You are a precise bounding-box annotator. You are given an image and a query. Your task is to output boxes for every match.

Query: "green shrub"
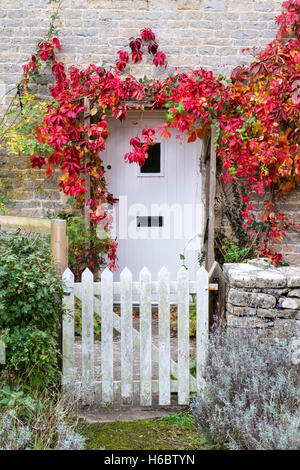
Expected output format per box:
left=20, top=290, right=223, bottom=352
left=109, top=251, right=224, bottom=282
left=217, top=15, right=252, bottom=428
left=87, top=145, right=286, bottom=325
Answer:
left=0, top=231, right=63, bottom=386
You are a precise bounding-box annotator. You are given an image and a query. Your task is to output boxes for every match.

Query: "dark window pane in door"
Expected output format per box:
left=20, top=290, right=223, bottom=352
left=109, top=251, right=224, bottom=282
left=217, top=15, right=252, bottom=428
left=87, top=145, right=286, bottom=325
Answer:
left=137, top=216, right=164, bottom=227
left=140, top=143, right=161, bottom=173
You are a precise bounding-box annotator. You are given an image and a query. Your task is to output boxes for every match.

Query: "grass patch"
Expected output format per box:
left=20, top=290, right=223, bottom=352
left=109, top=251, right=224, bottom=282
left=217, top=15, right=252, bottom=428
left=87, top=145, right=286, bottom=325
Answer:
left=77, top=412, right=222, bottom=450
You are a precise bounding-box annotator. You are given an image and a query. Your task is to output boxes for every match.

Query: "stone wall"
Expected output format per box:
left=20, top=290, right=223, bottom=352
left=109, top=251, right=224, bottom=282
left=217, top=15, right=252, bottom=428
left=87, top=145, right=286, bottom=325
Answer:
left=0, top=151, right=68, bottom=217
left=2, top=0, right=300, bottom=262
left=224, top=259, right=300, bottom=339
left=0, top=0, right=283, bottom=92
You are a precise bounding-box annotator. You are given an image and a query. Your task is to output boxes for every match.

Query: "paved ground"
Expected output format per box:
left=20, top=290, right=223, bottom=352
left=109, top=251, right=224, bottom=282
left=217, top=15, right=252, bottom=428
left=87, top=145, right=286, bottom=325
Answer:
left=79, top=402, right=189, bottom=423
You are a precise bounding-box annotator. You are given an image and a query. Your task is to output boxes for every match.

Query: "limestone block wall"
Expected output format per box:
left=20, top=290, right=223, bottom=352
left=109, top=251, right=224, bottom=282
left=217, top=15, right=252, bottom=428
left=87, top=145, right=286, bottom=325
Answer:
left=0, top=151, right=67, bottom=217
left=224, top=259, right=300, bottom=338
left=0, top=0, right=283, bottom=93
left=2, top=0, right=300, bottom=263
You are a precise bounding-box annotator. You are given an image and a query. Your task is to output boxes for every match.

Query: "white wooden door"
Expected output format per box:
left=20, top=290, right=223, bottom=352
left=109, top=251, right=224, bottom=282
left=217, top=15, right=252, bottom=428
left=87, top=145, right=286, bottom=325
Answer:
left=102, top=115, right=203, bottom=281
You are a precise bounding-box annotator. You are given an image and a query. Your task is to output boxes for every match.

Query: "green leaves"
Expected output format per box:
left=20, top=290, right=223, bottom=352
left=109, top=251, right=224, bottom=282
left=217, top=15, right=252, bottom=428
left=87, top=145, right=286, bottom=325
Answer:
left=0, top=231, right=63, bottom=385
left=228, top=166, right=237, bottom=177
left=166, top=111, right=173, bottom=121
left=139, top=75, right=150, bottom=84
left=6, top=109, right=19, bottom=118
left=223, top=244, right=252, bottom=263
left=175, top=101, right=185, bottom=115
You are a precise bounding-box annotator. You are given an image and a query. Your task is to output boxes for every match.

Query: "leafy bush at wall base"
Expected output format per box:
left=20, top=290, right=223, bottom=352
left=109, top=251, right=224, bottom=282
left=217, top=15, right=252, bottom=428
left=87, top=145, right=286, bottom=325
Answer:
left=191, top=323, right=300, bottom=450
left=0, top=231, right=64, bottom=386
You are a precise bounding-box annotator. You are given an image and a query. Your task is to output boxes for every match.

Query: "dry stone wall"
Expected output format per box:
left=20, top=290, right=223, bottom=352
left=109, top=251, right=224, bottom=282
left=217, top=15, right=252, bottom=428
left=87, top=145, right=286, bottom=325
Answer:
left=224, top=259, right=300, bottom=338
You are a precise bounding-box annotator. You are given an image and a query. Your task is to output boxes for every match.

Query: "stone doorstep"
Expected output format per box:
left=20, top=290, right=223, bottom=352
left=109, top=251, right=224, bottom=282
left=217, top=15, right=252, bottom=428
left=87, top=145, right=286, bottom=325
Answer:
left=79, top=402, right=188, bottom=424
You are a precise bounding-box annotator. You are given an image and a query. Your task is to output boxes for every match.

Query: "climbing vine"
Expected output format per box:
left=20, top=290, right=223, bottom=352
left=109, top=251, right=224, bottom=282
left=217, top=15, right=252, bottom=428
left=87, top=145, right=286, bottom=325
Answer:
left=0, top=0, right=299, bottom=269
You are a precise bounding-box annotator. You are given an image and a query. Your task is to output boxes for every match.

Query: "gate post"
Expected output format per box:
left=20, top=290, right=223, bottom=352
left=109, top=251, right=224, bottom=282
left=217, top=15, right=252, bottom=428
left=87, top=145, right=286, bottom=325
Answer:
left=50, top=219, right=68, bottom=275
left=51, top=219, right=68, bottom=374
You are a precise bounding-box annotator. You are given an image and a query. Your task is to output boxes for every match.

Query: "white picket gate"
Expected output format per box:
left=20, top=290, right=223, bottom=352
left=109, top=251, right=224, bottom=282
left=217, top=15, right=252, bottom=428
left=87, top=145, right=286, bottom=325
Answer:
left=62, top=266, right=211, bottom=406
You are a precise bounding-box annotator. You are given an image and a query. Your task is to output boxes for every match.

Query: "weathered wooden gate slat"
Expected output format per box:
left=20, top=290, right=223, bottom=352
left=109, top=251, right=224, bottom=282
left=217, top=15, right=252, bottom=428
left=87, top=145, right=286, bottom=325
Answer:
left=140, top=267, right=152, bottom=406
left=81, top=268, right=94, bottom=405
left=62, top=268, right=75, bottom=383
left=101, top=267, right=114, bottom=404
left=62, top=265, right=211, bottom=406
left=197, top=266, right=209, bottom=394
left=120, top=267, right=133, bottom=405
left=158, top=266, right=171, bottom=405
left=177, top=267, right=190, bottom=405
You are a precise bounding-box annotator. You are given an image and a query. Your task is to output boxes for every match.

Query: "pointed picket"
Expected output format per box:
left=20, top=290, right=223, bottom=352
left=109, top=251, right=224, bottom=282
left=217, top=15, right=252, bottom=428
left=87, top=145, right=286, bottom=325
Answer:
left=81, top=268, right=94, bottom=404
left=101, top=267, right=114, bottom=404
left=139, top=267, right=152, bottom=406
left=120, top=267, right=133, bottom=405
left=62, top=268, right=75, bottom=383
left=177, top=266, right=190, bottom=405
left=196, top=266, right=209, bottom=394
left=158, top=266, right=170, bottom=405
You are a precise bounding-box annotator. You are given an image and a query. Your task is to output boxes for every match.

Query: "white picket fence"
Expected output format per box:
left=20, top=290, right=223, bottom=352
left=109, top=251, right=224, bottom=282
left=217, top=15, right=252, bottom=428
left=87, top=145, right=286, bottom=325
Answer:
left=62, top=266, right=210, bottom=406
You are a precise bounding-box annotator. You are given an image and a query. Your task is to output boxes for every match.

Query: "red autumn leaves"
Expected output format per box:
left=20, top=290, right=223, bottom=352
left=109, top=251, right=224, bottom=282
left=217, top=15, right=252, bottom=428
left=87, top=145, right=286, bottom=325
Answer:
left=23, top=37, right=61, bottom=74
left=22, top=0, right=300, bottom=268
left=115, top=28, right=167, bottom=71
left=115, top=50, right=129, bottom=71
left=125, top=128, right=156, bottom=166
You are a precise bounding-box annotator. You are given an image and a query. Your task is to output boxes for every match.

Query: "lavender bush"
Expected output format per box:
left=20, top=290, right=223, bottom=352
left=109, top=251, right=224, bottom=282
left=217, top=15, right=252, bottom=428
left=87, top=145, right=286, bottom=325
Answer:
left=191, top=323, right=300, bottom=450
left=0, top=382, right=85, bottom=450
left=0, top=410, right=32, bottom=450
left=0, top=410, right=84, bottom=450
